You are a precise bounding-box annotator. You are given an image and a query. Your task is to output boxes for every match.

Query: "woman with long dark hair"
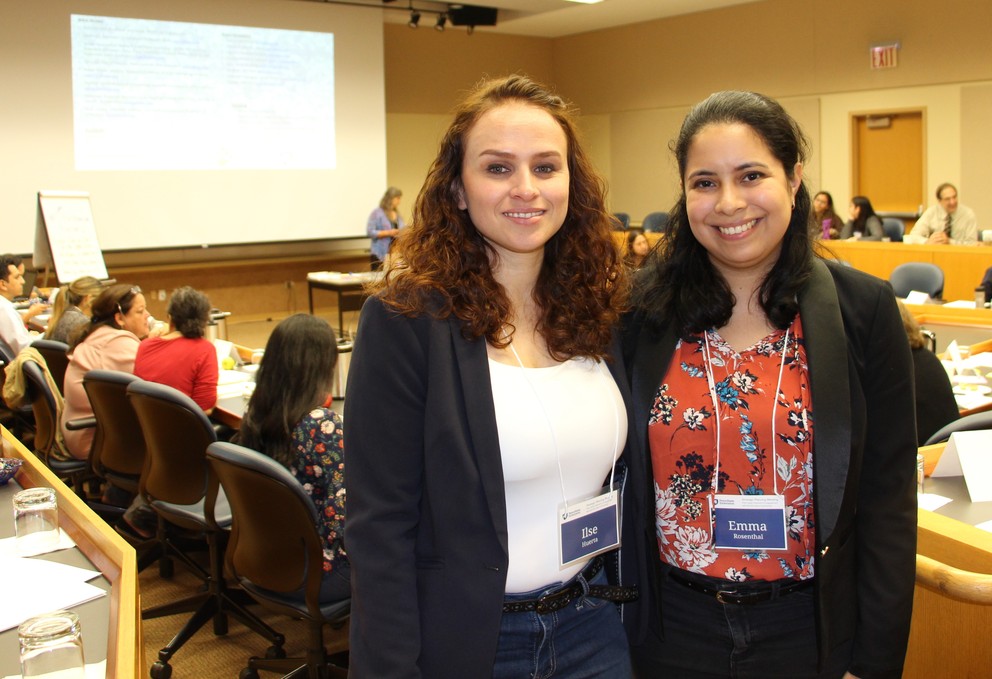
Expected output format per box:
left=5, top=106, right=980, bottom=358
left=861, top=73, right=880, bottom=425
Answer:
left=624, top=91, right=916, bottom=678
left=840, top=195, right=884, bottom=240
left=238, top=313, right=348, bottom=602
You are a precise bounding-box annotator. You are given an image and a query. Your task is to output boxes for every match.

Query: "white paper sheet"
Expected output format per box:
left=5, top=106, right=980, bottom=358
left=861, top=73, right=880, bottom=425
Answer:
left=0, top=556, right=106, bottom=632
left=2, top=659, right=106, bottom=679
left=917, top=493, right=953, bottom=511
left=0, top=528, right=75, bottom=559
left=932, top=431, right=992, bottom=502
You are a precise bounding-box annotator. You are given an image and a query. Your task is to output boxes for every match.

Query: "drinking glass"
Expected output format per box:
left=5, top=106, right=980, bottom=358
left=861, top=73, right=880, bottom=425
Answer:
left=13, top=487, right=59, bottom=555
left=18, top=610, right=85, bottom=678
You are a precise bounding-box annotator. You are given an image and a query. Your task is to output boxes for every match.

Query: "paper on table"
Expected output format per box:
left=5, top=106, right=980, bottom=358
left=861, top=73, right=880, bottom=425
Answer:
left=2, top=659, right=106, bottom=679
left=932, top=431, right=992, bottom=502
left=917, top=493, right=953, bottom=511
left=941, top=299, right=979, bottom=309
left=0, top=528, right=75, bottom=559
left=904, top=290, right=930, bottom=305
left=976, top=519, right=992, bottom=534
left=0, top=564, right=106, bottom=632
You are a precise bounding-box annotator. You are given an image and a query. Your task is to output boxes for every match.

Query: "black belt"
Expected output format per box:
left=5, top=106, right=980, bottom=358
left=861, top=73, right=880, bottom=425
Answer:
left=502, top=556, right=639, bottom=614
left=668, top=569, right=812, bottom=605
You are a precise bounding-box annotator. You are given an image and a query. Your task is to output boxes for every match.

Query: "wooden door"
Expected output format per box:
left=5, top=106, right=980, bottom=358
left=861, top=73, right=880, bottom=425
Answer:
left=852, top=109, right=926, bottom=214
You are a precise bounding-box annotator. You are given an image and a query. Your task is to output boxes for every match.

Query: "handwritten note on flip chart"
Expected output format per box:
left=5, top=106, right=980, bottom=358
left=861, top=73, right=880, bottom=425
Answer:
left=36, top=191, right=109, bottom=283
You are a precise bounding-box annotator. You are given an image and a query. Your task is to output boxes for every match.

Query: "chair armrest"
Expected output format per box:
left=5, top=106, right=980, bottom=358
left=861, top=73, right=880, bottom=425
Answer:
left=916, top=553, right=992, bottom=604
left=65, top=416, right=97, bottom=431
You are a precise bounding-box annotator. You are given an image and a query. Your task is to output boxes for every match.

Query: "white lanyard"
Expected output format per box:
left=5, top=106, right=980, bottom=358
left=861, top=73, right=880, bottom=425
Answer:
left=702, top=325, right=790, bottom=533
left=505, top=342, right=620, bottom=511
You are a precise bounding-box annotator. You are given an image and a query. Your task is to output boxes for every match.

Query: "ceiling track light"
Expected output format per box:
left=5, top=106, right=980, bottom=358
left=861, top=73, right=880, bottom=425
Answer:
left=435, top=13, right=446, bottom=31
left=407, top=10, right=420, bottom=28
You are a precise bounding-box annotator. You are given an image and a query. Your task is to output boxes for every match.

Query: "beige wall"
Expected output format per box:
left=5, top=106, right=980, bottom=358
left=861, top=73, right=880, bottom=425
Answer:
left=385, top=0, right=992, bottom=227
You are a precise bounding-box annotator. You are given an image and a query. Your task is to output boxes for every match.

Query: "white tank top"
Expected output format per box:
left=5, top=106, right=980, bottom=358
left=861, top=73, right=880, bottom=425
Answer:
left=488, top=356, right=627, bottom=593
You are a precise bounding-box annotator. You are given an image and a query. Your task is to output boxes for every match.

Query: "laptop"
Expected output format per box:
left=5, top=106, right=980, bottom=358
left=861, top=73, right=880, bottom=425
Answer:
left=13, top=269, right=38, bottom=304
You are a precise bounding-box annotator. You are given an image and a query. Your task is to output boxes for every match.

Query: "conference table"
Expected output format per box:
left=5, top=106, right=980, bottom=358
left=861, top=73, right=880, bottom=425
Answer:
left=0, top=426, right=142, bottom=678
left=306, top=271, right=379, bottom=338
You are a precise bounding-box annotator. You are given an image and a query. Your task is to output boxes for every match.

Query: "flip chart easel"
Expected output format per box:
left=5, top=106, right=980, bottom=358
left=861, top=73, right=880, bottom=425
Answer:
left=35, top=191, right=109, bottom=285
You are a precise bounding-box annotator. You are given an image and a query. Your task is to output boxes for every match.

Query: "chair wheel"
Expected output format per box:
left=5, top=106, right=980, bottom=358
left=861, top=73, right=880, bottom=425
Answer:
left=239, top=669, right=260, bottom=679
left=150, top=660, right=172, bottom=679
left=264, top=644, right=287, bottom=659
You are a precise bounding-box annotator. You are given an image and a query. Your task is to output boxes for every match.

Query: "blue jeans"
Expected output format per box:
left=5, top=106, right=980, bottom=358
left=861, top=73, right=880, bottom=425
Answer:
left=493, top=566, right=632, bottom=679
left=631, top=574, right=851, bottom=679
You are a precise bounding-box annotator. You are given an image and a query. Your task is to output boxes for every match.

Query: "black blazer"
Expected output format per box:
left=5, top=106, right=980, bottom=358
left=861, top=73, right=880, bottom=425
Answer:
left=344, top=296, right=640, bottom=678
left=621, top=259, right=917, bottom=679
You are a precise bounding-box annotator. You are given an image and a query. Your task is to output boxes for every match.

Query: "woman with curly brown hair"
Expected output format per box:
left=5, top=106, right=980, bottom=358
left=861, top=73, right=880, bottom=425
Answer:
left=345, top=74, right=638, bottom=678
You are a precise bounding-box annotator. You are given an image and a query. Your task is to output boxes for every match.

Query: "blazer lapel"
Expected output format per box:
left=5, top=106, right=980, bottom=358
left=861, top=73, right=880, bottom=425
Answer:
left=449, top=319, right=509, bottom=551
left=799, top=259, right=852, bottom=541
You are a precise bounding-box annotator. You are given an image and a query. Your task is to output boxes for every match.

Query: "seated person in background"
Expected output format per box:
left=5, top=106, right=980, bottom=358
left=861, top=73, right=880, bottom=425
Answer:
left=898, top=301, right=959, bottom=445
left=907, top=183, right=978, bottom=245
left=60, top=284, right=149, bottom=460
left=237, top=314, right=349, bottom=603
left=625, top=229, right=650, bottom=270
left=812, top=190, right=843, bottom=239
left=0, top=254, right=46, bottom=353
left=134, top=286, right=218, bottom=415
left=44, top=276, right=104, bottom=345
left=839, top=195, right=884, bottom=240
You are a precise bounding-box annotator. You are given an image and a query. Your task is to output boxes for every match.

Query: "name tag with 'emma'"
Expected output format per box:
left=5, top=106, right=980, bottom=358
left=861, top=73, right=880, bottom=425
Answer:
left=712, top=494, right=787, bottom=551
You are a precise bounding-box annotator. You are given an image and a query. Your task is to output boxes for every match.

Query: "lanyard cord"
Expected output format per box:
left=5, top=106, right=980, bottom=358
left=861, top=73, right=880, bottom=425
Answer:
left=702, top=324, right=790, bottom=498
left=505, top=343, right=619, bottom=511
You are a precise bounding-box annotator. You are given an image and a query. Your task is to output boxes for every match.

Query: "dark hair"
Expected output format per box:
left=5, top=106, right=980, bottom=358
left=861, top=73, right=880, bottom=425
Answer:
left=635, top=90, right=813, bottom=337
left=812, top=191, right=843, bottom=236
left=166, top=286, right=211, bottom=339
left=850, top=195, right=877, bottom=233
left=44, top=276, right=103, bottom=340
left=374, top=73, right=626, bottom=361
left=379, top=186, right=403, bottom=212
left=935, top=182, right=957, bottom=200
left=0, top=254, right=19, bottom=283
left=71, top=284, right=141, bottom=349
left=238, top=314, right=338, bottom=467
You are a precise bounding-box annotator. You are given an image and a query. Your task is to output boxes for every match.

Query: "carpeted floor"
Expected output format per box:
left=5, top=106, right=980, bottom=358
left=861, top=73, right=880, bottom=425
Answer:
left=139, top=553, right=349, bottom=677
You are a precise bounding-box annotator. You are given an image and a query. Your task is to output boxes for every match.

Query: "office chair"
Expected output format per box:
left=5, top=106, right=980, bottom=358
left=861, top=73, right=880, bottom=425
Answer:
left=641, top=211, right=669, bottom=233
left=923, top=411, right=992, bottom=446
left=611, top=212, right=631, bottom=230
left=20, top=359, right=89, bottom=494
left=127, top=381, right=282, bottom=679
left=207, top=441, right=350, bottom=679
left=33, top=339, right=70, bottom=396
left=881, top=217, right=904, bottom=242
left=0, top=338, right=34, bottom=439
left=78, top=370, right=148, bottom=526
left=889, top=262, right=944, bottom=300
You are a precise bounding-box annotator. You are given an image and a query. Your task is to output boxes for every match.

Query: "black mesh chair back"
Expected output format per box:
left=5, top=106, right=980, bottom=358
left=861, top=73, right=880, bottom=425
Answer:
left=889, top=262, right=945, bottom=300
left=33, top=339, right=70, bottom=396
left=207, top=441, right=350, bottom=678
left=83, top=370, right=145, bottom=490
left=641, top=211, right=669, bottom=233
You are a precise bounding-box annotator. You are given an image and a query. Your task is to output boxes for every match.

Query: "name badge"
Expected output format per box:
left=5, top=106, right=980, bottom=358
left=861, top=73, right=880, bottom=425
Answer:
left=558, top=486, right=620, bottom=569
left=712, top=494, right=787, bottom=551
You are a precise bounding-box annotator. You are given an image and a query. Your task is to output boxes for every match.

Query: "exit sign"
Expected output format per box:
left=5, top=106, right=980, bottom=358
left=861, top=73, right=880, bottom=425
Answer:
left=871, top=43, right=899, bottom=69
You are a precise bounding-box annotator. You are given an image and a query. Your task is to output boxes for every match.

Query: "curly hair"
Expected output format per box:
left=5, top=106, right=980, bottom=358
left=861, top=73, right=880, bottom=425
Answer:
left=166, top=286, right=211, bottom=339
left=635, top=90, right=813, bottom=337
left=373, top=74, right=626, bottom=361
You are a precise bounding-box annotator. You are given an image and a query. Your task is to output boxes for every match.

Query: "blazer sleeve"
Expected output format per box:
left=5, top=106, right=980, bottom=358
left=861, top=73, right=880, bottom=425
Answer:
left=345, top=297, right=429, bottom=679
left=846, top=282, right=917, bottom=678
left=839, top=220, right=854, bottom=240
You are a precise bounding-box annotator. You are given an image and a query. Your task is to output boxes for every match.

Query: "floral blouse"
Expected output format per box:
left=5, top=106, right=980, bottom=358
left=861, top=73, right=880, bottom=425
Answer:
left=648, top=317, right=815, bottom=582
left=289, top=407, right=347, bottom=575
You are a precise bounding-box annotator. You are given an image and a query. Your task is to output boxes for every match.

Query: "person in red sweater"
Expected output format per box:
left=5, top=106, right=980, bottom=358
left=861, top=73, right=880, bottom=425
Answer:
left=134, top=286, right=217, bottom=414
